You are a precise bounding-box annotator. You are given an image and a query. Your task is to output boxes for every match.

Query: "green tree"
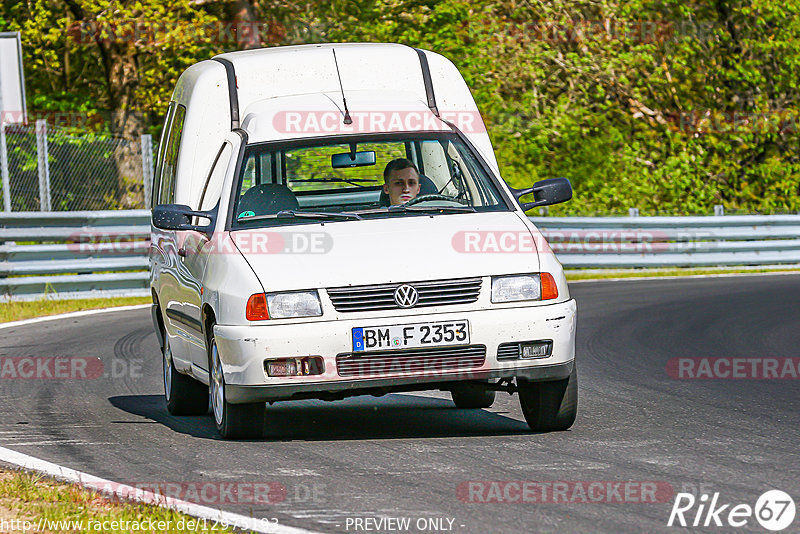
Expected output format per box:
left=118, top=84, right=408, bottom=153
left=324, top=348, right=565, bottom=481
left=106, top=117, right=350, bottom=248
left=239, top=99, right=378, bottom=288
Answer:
left=291, top=0, right=800, bottom=214
left=2, top=0, right=798, bottom=213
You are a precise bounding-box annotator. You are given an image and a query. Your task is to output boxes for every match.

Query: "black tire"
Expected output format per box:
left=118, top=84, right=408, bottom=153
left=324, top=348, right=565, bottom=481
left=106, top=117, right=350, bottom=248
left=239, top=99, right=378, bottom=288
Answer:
left=163, top=334, right=208, bottom=415
left=209, top=332, right=265, bottom=439
left=451, top=381, right=496, bottom=409
left=518, top=365, right=578, bottom=432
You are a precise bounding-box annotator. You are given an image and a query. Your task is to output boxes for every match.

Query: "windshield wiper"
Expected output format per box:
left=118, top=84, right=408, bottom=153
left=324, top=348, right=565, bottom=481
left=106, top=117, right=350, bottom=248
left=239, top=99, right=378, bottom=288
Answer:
left=237, top=210, right=361, bottom=222
left=277, top=210, right=362, bottom=220
left=290, top=178, right=374, bottom=188
left=386, top=204, right=476, bottom=214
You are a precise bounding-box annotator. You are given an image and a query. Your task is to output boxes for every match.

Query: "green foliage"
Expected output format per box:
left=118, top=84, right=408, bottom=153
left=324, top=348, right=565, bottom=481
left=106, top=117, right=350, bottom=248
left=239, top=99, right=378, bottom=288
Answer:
left=303, top=0, right=800, bottom=214
left=1, top=0, right=227, bottom=133
left=1, top=0, right=798, bottom=214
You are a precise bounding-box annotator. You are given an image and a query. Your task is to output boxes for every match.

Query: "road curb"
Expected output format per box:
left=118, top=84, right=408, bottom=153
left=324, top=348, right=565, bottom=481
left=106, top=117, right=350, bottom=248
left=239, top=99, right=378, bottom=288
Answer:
left=0, top=446, right=319, bottom=534
left=0, top=304, right=151, bottom=330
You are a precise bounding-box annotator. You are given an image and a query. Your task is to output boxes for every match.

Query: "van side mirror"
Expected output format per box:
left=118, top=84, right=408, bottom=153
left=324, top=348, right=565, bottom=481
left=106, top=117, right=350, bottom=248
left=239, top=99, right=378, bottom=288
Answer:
left=152, top=204, right=215, bottom=236
left=508, top=177, right=572, bottom=211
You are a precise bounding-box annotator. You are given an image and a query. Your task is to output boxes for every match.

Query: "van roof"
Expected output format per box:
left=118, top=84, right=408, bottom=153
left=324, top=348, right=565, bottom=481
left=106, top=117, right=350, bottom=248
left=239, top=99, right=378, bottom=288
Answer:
left=241, top=90, right=463, bottom=143
left=215, top=43, right=428, bottom=111
left=171, top=43, right=500, bottom=208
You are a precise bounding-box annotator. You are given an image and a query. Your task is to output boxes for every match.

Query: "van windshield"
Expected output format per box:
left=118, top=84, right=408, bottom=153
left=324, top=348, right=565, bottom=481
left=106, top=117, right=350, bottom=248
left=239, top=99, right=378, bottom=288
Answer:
left=231, top=133, right=511, bottom=228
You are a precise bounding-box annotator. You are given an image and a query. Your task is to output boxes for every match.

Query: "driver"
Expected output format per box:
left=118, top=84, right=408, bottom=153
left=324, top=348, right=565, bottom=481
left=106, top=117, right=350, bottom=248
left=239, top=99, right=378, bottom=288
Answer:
left=383, top=158, right=420, bottom=205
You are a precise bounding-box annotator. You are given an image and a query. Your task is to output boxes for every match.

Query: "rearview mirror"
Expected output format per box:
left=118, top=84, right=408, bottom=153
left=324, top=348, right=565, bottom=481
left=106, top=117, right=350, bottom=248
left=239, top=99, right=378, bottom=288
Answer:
left=152, top=204, right=215, bottom=236
left=508, top=177, right=572, bottom=211
left=331, top=150, right=376, bottom=168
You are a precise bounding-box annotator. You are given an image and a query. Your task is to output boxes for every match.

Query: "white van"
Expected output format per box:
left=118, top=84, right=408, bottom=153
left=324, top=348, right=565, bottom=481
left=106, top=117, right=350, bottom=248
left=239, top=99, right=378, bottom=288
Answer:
left=150, top=43, right=577, bottom=439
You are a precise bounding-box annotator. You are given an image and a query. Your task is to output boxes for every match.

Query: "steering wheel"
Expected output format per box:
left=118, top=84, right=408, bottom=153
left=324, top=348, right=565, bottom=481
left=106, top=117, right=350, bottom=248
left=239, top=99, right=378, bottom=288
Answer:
left=403, top=194, right=461, bottom=207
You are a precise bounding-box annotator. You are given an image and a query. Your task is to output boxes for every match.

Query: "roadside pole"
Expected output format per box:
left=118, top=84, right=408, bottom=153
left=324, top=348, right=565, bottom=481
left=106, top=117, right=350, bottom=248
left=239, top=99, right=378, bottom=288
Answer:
left=141, top=134, right=153, bottom=209
left=35, top=119, right=51, bottom=211
left=0, top=123, right=10, bottom=212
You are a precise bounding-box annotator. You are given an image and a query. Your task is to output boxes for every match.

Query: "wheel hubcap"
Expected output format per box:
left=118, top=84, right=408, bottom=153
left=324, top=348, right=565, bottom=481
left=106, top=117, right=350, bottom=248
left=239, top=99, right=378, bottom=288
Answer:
left=163, top=340, right=172, bottom=401
left=210, top=341, right=224, bottom=426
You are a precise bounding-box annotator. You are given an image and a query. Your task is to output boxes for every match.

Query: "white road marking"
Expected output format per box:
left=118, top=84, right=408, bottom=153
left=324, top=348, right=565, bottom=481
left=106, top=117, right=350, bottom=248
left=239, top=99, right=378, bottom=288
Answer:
left=0, top=446, right=320, bottom=534
left=273, top=468, right=320, bottom=476
left=0, top=304, right=151, bottom=330
left=2, top=440, right=117, bottom=446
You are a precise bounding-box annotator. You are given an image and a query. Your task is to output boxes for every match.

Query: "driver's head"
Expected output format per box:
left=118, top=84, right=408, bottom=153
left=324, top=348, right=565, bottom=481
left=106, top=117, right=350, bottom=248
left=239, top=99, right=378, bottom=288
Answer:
left=383, top=158, right=420, bottom=205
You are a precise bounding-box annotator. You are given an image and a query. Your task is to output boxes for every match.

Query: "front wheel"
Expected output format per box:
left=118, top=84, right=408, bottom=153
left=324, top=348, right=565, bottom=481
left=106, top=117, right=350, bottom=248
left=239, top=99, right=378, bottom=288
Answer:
left=209, top=333, right=265, bottom=439
left=163, top=335, right=208, bottom=415
left=518, top=365, right=578, bottom=432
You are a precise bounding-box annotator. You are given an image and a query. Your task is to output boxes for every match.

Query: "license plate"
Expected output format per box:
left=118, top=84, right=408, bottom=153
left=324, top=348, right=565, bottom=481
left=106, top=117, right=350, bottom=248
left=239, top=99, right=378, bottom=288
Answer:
left=352, top=320, right=470, bottom=352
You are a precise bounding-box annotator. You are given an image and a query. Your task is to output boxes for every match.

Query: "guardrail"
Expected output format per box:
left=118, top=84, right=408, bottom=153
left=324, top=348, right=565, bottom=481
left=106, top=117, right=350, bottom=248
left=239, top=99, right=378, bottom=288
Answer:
left=1, top=211, right=799, bottom=301
left=530, top=215, right=800, bottom=268
left=0, top=210, right=150, bottom=300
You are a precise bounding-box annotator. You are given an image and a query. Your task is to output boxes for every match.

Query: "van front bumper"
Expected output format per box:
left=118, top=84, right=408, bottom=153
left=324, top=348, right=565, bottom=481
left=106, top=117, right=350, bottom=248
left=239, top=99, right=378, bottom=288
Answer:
left=213, top=299, right=576, bottom=404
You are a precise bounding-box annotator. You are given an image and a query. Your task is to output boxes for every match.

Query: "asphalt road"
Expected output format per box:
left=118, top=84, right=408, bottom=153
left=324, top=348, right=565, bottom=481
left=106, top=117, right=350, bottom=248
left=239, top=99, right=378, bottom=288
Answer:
left=0, top=275, right=799, bottom=533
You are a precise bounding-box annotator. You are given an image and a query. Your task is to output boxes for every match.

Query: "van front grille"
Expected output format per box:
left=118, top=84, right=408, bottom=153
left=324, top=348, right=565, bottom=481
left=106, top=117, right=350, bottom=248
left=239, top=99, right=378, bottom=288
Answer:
left=327, top=277, right=482, bottom=312
left=497, top=343, right=522, bottom=361
left=336, top=345, right=486, bottom=377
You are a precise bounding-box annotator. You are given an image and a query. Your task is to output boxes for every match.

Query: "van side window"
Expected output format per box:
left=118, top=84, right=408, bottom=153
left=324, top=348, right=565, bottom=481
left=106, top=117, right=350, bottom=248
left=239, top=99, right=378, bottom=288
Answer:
left=419, top=140, right=450, bottom=188
left=241, top=152, right=279, bottom=189
left=198, top=142, right=233, bottom=211
left=152, top=102, right=176, bottom=208
left=158, top=104, right=187, bottom=205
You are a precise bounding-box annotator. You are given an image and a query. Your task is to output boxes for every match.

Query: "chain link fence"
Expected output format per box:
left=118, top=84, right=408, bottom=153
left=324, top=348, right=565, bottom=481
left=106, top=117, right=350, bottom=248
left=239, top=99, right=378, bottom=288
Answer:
left=0, top=120, right=153, bottom=212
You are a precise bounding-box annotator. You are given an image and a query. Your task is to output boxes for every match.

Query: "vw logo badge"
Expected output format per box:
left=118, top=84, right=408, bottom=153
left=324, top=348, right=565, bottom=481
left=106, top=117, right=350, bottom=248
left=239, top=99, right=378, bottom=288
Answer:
left=394, top=284, right=419, bottom=308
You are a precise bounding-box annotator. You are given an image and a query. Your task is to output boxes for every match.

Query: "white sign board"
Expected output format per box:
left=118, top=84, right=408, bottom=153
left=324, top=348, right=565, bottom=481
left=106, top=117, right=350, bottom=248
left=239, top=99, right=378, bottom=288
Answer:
left=0, top=32, right=27, bottom=125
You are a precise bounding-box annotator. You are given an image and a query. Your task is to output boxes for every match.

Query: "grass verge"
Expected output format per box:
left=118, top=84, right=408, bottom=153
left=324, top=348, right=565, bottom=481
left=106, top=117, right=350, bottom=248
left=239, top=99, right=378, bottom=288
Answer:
left=0, top=468, right=235, bottom=533
left=565, top=266, right=800, bottom=281
left=0, top=297, right=151, bottom=324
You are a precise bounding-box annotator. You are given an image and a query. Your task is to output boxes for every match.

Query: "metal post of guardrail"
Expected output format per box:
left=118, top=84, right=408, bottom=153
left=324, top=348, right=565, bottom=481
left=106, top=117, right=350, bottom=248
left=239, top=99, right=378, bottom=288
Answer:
left=141, top=134, right=153, bottom=209
left=35, top=119, right=51, bottom=211
left=714, top=205, right=724, bottom=216
left=629, top=208, right=639, bottom=216
left=0, top=123, right=10, bottom=212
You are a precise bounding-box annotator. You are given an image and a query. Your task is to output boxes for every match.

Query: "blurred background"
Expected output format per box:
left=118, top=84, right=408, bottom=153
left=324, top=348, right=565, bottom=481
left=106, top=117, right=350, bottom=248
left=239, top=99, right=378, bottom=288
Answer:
left=1, top=0, right=798, bottom=215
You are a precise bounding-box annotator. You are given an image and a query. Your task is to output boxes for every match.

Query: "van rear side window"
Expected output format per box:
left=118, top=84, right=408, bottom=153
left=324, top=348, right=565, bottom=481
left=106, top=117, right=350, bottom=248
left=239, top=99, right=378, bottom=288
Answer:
left=157, top=104, right=186, bottom=205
